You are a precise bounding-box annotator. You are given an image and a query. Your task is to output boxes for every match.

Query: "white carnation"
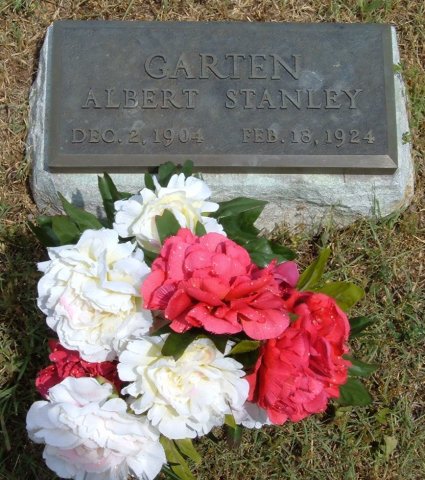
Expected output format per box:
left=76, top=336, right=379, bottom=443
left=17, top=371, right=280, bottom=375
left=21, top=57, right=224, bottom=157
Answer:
left=118, top=336, right=249, bottom=439
left=37, top=229, right=152, bottom=362
left=26, top=377, right=166, bottom=480
left=113, top=173, right=225, bottom=251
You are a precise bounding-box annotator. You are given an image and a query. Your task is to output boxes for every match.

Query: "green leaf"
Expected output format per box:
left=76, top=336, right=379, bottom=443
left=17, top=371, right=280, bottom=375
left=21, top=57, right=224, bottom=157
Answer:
left=213, top=197, right=267, bottom=220
left=97, top=175, right=118, bottom=226
left=219, top=217, right=259, bottom=243
left=97, top=173, right=131, bottom=224
left=337, top=378, right=372, bottom=406
left=150, top=323, right=173, bottom=336
left=155, top=210, right=181, bottom=244
left=315, top=281, right=365, bottom=311
left=144, top=172, right=156, bottom=191
left=207, top=334, right=228, bottom=354
left=245, top=237, right=295, bottom=266
left=161, top=331, right=198, bottom=360
left=349, top=316, right=375, bottom=338
left=229, top=349, right=260, bottom=370
left=174, top=439, right=201, bottom=465
left=229, top=340, right=260, bottom=355
left=158, top=162, right=177, bottom=186
left=237, top=207, right=263, bottom=233
left=141, top=248, right=158, bottom=267
left=270, top=241, right=297, bottom=259
left=162, top=465, right=183, bottom=480
left=225, top=424, right=242, bottom=448
left=36, top=215, right=54, bottom=226
left=103, top=172, right=130, bottom=201
left=297, top=247, right=331, bottom=290
left=28, top=221, right=60, bottom=247
left=346, top=357, right=378, bottom=378
left=58, top=193, right=103, bottom=230
left=195, top=221, right=207, bottom=236
left=51, top=216, right=81, bottom=244
left=160, top=437, right=196, bottom=480
left=224, top=414, right=237, bottom=429
left=182, top=160, right=194, bottom=178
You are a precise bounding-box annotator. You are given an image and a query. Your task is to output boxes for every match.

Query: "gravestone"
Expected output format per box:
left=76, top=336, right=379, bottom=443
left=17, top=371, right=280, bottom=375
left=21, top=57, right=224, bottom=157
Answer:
left=28, top=21, right=413, bottom=230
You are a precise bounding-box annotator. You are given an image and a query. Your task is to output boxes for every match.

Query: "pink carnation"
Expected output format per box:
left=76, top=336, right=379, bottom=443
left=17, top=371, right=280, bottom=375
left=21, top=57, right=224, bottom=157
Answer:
left=247, top=291, right=351, bottom=423
left=35, top=340, right=121, bottom=398
left=142, top=229, right=289, bottom=340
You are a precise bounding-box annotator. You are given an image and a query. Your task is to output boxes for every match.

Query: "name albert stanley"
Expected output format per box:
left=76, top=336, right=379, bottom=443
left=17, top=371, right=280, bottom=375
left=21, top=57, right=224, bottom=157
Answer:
left=80, top=53, right=363, bottom=111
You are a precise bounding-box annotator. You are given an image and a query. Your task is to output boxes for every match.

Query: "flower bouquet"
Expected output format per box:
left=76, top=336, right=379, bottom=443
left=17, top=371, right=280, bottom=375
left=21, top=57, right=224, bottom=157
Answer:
left=27, top=161, right=375, bottom=480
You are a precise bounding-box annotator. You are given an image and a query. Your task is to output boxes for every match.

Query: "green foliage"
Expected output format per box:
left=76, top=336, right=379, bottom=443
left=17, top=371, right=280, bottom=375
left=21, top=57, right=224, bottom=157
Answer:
left=228, top=348, right=260, bottom=370
left=155, top=210, right=181, bottom=244
left=224, top=414, right=237, bottom=429
left=337, top=378, right=372, bottom=406
left=29, top=193, right=104, bottom=247
left=213, top=197, right=267, bottom=221
left=146, top=160, right=195, bottom=190
left=161, top=331, right=199, bottom=360
left=212, top=197, right=295, bottom=266
left=195, top=221, right=207, bottom=236
left=50, top=216, right=80, bottom=244
left=141, top=247, right=158, bottom=267
left=225, top=424, right=243, bottom=448
left=58, top=193, right=104, bottom=231
left=315, top=281, right=365, bottom=311
left=174, top=439, right=202, bottom=465
left=347, top=357, right=378, bottom=378
left=349, top=316, right=375, bottom=338
left=28, top=217, right=62, bottom=247
left=160, top=437, right=196, bottom=480
left=297, top=247, right=331, bottom=290
left=228, top=340, right=260, bottom=355
left=144, top=172, right=156, bottom=191
left=206, top=334, right=228, bottom=354
left=97, top=173, right=131, bottom=226
left=157, top=162, right=177, bottom=186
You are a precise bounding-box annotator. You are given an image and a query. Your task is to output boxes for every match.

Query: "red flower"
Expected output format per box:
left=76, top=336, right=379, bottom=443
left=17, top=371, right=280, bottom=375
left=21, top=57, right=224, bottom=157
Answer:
left=35, top=340, right=122, bottom=398
left=142, top=229, right=289, bottom=340
left=286, top=291, right=350, bottom=347
left=273, top=261, right=299, bottom=292
left=247, top=291, right=351, bottom=423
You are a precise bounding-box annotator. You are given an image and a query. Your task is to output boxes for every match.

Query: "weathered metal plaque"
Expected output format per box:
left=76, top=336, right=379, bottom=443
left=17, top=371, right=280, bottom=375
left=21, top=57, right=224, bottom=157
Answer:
left=46, top=21, right=397, bottom=173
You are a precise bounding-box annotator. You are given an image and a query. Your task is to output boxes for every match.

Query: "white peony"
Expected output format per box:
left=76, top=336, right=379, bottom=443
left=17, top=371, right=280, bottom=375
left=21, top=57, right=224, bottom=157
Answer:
left=113, top=173, right=225, bottom=251
left=118, top=336, right=249, bottom=439
left=37, top=229, right=152, bottom=362
left=26, top=377, right=166, bottom=480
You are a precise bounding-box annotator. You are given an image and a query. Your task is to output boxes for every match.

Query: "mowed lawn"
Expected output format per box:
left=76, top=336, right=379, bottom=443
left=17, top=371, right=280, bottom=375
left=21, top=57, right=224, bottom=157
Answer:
left=0, top=1, right=424, bottom=479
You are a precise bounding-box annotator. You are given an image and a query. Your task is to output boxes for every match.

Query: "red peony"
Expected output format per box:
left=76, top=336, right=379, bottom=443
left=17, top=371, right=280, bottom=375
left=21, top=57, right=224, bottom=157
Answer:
left=142, top=229, right=289, bottom=340
left=247, top=291, right=351, bottom=423
left=35, top=340, right=122, bottom=398
left=273, top=260, right=299, bottom=292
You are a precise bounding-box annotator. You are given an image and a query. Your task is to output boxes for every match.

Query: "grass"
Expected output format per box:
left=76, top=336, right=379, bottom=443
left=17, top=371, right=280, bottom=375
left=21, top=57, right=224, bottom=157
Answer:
left=0, top=0, right=424, bottom=479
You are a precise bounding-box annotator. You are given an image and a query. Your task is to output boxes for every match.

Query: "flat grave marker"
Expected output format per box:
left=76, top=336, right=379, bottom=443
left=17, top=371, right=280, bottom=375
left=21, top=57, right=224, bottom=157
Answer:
left=46, top=21, right=397, bottom=173
left=28, top=21, right=413, bottom=230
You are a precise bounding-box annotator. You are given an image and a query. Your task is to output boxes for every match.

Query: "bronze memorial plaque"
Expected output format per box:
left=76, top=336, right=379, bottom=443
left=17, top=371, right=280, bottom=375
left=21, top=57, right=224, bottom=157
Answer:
left=46, top=21, right=397, bottom=173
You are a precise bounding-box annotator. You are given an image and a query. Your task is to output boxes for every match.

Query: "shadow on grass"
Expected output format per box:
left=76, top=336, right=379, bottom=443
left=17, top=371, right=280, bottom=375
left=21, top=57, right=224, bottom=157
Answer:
left=0, top=224, right=57, bottom=480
